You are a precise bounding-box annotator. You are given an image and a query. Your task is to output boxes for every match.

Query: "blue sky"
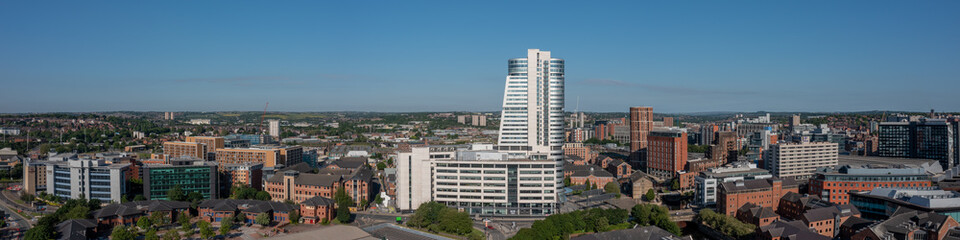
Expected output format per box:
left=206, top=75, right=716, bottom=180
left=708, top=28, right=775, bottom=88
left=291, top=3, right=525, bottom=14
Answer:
left=1, top=1, right=959, bottom=113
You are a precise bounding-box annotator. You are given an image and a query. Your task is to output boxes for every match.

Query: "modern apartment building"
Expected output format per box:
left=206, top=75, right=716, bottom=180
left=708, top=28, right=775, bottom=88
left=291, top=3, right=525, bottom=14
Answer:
left=497, top=49, right=565, bottom=162
left=219, top=162, right=263, bottom=191
left=42, top=159, right=129, bottom=202
left=185, top=136, right=224, bottom=160
left=629, top=106, right=653, bottom=153
left=142, top=158, right=218, bottom=200
left=765, top=142, right=839, bottom=180
left=162, top=141, right=206, bottom=160
left=647, top=128, right=687, bottom=179
left=808, top=161, right=939, bottom=204
left=268, top=119, right=281, bottom=138
left=214, top=145, right=300, bottom=168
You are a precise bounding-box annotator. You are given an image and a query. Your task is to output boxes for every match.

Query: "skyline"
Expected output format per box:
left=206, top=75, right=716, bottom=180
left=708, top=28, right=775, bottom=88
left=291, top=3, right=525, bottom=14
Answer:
left=2, top=1, right=960, bottom=113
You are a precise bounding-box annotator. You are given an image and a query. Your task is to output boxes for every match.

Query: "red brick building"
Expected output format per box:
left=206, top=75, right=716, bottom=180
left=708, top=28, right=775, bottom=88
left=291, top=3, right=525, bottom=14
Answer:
left=629, top=107, right=653, bottom=154
left=299, top=196, right=336, bottom=224
left=647, top=128, right=687, bottom=180
left=736, top=203, right=780, bottom=227
left=92, top=200, right=191, bottom=232
left=566, top=165, right=616, bottom=189
left=718, top=178, right=799, bottom=216
left=197, top=199, right=296, bottom=225
left=808, top=163, right=935, bottom=205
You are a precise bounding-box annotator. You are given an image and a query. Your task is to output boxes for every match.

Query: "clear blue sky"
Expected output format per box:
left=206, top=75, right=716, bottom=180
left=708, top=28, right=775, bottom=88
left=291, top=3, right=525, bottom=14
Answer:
left=2, top=1, right=959, bottom=113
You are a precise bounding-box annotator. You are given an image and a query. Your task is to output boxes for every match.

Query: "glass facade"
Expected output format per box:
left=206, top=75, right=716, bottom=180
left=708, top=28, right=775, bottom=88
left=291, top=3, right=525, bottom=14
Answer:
left=147, top=166, right=215, bottom=200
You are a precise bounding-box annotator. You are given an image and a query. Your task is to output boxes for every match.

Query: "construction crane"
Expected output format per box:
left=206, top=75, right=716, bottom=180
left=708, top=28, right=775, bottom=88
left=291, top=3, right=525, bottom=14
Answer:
left=260, top=102, right=269, bottom=135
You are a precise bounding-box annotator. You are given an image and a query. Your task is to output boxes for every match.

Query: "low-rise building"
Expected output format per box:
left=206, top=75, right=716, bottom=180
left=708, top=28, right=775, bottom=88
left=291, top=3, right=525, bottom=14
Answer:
left=850, top=209, right=959, bottom=240
left=198, top=199, right=296, bottom=224
left=695, top=161, right=772, bottom=207
left=809, top=161, right=939, bottom=205
left=567, top=165, right=615, bottom=189
left=736, top=203, right=779, bottom=227
left=850, top=187, right=960, bottom=221
left=758, top=220, right=832, bottom=240
left=93, top=200, right=191, bottom=231
left=718, top=177, right=799, bottom=216
left=299, top=196, right=336, bottom=224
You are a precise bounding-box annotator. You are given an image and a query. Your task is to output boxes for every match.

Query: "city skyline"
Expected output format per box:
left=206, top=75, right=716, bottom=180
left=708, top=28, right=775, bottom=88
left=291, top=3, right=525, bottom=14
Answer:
left=2, top=1, right=960, bottom=113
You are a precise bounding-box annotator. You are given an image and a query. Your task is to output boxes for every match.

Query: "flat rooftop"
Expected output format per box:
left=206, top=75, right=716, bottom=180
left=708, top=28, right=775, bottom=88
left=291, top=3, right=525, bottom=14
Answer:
left=838, top=155, right=937, bottom=166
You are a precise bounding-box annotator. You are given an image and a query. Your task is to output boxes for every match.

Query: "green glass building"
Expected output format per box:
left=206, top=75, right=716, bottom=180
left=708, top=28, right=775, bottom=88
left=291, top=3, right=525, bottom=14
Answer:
left=142, top=159, right=218, bottom=200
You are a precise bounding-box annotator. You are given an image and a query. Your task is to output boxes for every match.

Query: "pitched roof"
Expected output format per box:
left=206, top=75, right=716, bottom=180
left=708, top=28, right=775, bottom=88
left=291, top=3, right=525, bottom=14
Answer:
left=199, top=199, right=296, bottom=213
left=279, top=162, right=315, bottom=173
left=568, top=164, right=614, bottom=178
left=56, top=219, right=97, bottom=240
left=265, top=171, right=343, bottom=187
left=93, top=200, right=190, bottom=218
left=301, top=196, right=335, bottom=206
left=860, top=209, right=953, bottom=239
left=334, top=157, right=368, bottom=169
left=759, top=220, right=831, bottom=240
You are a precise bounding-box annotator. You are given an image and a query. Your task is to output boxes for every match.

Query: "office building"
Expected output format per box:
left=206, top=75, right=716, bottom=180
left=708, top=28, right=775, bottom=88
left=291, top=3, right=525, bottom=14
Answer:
left=878, top=119, right=958, bottom=169
left=224, top=138, right=251, bottom=148
left=809, top=162, right=939, bottom=205
left=717, top=177, right=799, bottom=216
left=42, top=159, right=129, bottom=202
left=646, top=128, right=687, bottom=179
left=397, top=144, right=560, bottom=216
left=850, top=188, right=960, bottom=221
left=695, top=161, right=772, bottom=207
left=765, top=142, right=838, bottom=180
left=629, top=106, right=653, bottom=153
left=142, top=158, right=218, bottom=200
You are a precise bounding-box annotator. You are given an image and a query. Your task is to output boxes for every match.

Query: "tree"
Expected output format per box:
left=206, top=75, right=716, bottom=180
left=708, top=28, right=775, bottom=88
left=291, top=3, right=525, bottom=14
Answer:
left=644, top=189, right=656, bottom=201
left=179, top=216, right=192, bottom=233
left=631, top=204, right=652, bottom=226
left=373, top=194, right=384, bottom=205
left=167, top=185, right=186, bottom=201
left=198, top=220, right=215, bottom=239
left=584, top=179, right=592, bottom=190
left=19, top=193, right=34, bottom=203
left=137, top=216, right=153, bottom=230
left=150, top=211, right=168, bottom=225
left=255, top=191, right=271, bottom=201
left=187, top=191, right=204, bottom=203
left=133, top=195, right=146, bottom=201
left=145, top=228, right=159, bottom=240
left=111, top=225, right=137, bottom=240
left=255, top=213, right=271, bottom=226
left=671, top=178, right=680, bottom=191
left=162, top=229, right=180, bottom=240
left=604, top=182, right=620, bottom=195
left=24, top=223, right=54, bottom=240
left=289, top=211, right=300, bottom=224
left=376, top=162, right=386, bottom=170
left=219, top=219, right=233, bottom=236
left=63, top=206, right=91, bottom=220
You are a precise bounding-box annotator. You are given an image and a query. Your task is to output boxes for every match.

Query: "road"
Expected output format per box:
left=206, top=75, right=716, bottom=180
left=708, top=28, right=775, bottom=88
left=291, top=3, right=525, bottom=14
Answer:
left=355, top=211, right=516, bottom=240
left=0, top=192, right=33, bottom=230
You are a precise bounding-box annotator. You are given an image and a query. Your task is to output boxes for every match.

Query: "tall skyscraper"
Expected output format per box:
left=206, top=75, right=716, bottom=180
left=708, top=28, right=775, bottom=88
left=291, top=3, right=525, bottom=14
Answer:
left=497, top=49, right=564, bottom=162
left=629, top=106, right=653, bottom=153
